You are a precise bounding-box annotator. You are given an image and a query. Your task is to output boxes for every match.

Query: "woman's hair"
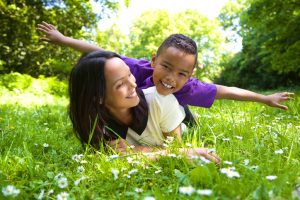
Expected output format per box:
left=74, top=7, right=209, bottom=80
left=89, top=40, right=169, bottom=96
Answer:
left=69, top=51, right=121, bottom=149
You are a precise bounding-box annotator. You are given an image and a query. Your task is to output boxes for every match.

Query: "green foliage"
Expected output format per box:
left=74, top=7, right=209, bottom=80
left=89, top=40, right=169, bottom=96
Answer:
left=218, top=0, right=300, bottom=88
left=0, top=0, right=119, bottom=77
left=128, top=10, right=226, bottom=81
left=95, top=24, right=129, bottom=53
left=0, top=72, right=33, bottom=91
left=0, top=72, right=67, bottom=97
left=96, top=10, right=226, bottom=81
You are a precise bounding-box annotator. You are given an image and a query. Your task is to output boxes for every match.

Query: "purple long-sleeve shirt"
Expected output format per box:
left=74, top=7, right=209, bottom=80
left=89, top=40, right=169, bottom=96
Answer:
left=121, top=55, right=217, bottom=108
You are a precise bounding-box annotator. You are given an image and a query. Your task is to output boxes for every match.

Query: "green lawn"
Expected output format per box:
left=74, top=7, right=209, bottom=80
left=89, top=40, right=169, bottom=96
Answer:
left=0, top=76, right=299, bottom=199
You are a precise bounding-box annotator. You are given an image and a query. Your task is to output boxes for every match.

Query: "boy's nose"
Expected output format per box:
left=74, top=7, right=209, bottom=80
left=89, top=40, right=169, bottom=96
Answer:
left=166, top=72, right=176, bottom=83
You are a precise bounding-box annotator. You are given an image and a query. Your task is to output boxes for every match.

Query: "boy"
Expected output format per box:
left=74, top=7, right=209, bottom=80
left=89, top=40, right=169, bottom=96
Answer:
left=37, top=22, right=294, bottom=119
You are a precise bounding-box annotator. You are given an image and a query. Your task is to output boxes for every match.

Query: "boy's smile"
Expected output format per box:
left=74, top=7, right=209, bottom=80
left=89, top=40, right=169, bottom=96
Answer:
left=151, top=47, right=195, bottom=96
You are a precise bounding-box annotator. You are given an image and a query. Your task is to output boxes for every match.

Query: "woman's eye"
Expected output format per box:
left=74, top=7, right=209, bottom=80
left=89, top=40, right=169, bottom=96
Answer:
left=116, top=82, right=124, bottom=89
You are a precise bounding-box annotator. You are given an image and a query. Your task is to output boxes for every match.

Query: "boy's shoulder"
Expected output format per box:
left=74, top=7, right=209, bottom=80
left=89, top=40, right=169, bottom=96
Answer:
left=143, top=86, right=177, bottom=105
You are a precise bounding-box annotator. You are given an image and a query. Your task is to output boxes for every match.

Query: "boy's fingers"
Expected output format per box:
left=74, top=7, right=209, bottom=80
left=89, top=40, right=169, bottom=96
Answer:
left=37, top=25, right=50, bottom=32
left=49, top=24, right=56, bottom=30
left=276, top=103, right=288, bottom=110
left=282, top=92, right=294, bottom=98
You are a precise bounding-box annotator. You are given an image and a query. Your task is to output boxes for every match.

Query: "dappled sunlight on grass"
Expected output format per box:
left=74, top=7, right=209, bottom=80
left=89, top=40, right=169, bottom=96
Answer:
left=0, top=90, right=68, bottom=107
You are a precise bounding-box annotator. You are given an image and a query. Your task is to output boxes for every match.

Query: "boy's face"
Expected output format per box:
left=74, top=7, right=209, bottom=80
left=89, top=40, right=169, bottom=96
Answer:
left=151, top=47, right=195, bottom=96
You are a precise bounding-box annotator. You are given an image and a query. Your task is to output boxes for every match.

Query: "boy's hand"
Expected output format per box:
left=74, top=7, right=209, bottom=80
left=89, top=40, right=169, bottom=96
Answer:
left=265, top=92, right=294, bottom=110
left=37, top=21, right=66, bottom=44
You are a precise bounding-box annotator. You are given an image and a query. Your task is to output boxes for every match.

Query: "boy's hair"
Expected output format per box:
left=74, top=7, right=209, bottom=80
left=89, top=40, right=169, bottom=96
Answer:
left=157, top=34, right=198, bottom=67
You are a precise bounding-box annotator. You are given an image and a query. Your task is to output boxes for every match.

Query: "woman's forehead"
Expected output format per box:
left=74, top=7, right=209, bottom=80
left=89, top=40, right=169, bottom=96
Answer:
left=104, top=57, right=130, bottom=84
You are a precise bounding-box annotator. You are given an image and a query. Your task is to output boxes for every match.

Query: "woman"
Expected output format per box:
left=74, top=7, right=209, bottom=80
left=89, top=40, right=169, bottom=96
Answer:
left=69, top=50, right=220, bottom=163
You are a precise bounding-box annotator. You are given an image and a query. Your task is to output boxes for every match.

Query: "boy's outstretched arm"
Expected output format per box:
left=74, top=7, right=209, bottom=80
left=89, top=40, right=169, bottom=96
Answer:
left=215, top=85, right=294, bottom=110
left=36, top=21, right=101, bottom=53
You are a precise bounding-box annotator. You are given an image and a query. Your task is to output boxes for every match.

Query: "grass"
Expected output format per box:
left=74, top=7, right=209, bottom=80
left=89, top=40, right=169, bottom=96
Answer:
left=0, top=77, right=299, bottom=199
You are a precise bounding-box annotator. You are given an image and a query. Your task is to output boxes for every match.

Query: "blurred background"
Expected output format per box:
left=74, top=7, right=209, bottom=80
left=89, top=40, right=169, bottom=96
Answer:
left=1, top=0, right=299, bottom=89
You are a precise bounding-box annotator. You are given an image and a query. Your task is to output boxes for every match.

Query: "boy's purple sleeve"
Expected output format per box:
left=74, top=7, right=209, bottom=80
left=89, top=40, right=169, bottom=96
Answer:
left=120, top=55, right=154, bottom=88
left=174, top=78, right=217, bottom=107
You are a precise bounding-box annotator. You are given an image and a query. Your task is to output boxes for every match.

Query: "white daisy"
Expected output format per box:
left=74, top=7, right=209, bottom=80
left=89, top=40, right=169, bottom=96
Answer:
left=127, top=157, right=133, bottom=163
left=111, top=169, right=119, bottom=180
left=43, top=143, right=49, bottom=148
left=57, top=192, right=69, bottom=200
left=274, top=149, right=284, bottom=154
left=235, top=136, right=243, bottom=140
left=109, top=154, right=119, bottom=159
left=57, top=177, right=68, bottom=188
left=74, top=176, right=85, bottom=186
left=135, top=188, right=143, bottom=193
left=77, top=166, right=85, bottom=173
left=167, top=153, right=177, bottom=158
left=166, top=136, right=174, bottom=143
left=196, top=189, right=213, bottom=196
left=144, top=196, right=155, bottom=200
left=162, top=143, right=169, bottom=148
left=128, top=169, right=138, bottom=175
left=2, top=185, right=20, bottom=197
left=186, top=143, right=192, bottom=147
left=224, top=161, right=233, bottom=165
left=71, top=154, right=83, bottom=162
left=37, top=189, right=45, bottom=200
left=54, top=173, right=64, bottom=180
left=47, top=189, right=54, bottom=195
left=80, top=160, right=88, bottom=164
left=266, top=175, right=277, bottom=180
left=220, top=168, right=240, bottom=178
left=179, top=186, right=195, bottom=195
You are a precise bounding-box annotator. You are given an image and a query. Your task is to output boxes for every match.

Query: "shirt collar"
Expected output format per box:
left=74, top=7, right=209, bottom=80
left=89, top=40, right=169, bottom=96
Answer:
left=104, top=88, right=148, bottom=139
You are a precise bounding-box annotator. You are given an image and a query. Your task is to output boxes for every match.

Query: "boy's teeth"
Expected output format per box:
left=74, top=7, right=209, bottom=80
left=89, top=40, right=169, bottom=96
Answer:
left=162, top=81, right=172, bottom=89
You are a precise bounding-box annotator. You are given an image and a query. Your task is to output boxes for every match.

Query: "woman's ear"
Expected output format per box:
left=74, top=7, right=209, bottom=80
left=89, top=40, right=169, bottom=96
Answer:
left=150, top=53, right=157, bottom=68
left=99, top=98, right=103, bottom=104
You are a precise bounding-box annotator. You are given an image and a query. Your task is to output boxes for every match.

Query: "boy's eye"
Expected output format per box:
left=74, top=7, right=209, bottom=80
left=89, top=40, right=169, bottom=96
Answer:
left=162, top=65, right=170, bottom=70
left=179, top=73, right=187, bottom=77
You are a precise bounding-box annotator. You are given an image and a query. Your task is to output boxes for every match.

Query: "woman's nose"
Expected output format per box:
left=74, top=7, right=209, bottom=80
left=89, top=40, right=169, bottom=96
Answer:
left=129, top=79, right=137, bottom=88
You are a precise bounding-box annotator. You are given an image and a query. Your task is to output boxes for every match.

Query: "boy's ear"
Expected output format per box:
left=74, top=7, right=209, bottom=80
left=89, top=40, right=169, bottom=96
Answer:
left=150, top=53, right=157, bottom=68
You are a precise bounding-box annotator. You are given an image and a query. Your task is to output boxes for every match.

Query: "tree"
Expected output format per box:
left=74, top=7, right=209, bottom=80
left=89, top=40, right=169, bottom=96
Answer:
left=218, top=0, right=300, bottom=88
left=126, top=10, right=226, bottom=81
left=0, top=0, right=119, bottom=77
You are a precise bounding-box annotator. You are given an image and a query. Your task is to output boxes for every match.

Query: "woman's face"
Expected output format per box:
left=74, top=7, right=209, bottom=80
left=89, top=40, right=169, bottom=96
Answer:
left=104, top=57, right=140, bottom=111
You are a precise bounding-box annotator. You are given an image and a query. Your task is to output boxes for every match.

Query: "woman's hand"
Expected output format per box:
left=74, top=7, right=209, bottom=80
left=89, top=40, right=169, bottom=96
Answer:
left=180, top=148, right=220, bottom=164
